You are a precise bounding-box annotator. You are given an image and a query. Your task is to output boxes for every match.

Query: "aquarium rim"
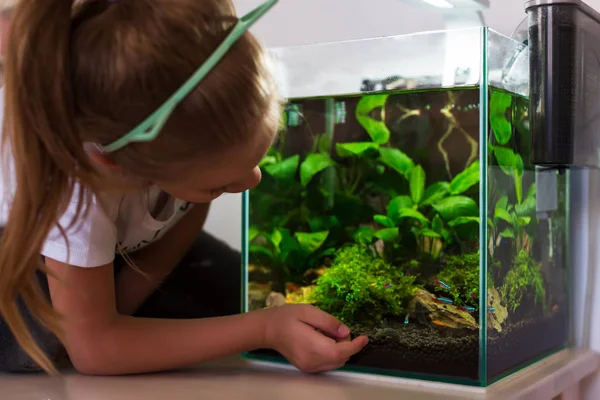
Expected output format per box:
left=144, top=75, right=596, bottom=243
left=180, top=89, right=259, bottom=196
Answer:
left=266, top=26, right=510, bottom=53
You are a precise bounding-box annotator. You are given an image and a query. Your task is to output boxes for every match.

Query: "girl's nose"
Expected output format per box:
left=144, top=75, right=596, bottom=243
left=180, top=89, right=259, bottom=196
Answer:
left=226, top=167, right=262, bottom=193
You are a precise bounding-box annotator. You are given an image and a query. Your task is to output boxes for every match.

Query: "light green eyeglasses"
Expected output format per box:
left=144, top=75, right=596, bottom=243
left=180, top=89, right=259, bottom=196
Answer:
left=98, top=0, right=278, bottom=153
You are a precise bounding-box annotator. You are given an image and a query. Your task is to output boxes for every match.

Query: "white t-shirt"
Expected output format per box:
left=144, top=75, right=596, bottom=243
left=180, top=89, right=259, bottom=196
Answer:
left=0, top=88, right=193, bottom=268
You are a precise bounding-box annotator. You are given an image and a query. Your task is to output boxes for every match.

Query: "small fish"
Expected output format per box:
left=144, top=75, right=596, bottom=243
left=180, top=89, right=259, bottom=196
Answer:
left=432, top=320, right=446, bottom=327
left=434, top=279, right=451, bottom=290
left=436, top=297, right=453, bottom=304
left=469, top=292, right=477, bottom=298
left=488, top=307, right=495, bottom=312
left=458, top=306, right=476, bottom=313
left=384, top=282, right=392, bottom=288
left=286, top=282, right=298, bottom=293
left=371, top=283, right=376, bottom=287
left=404, top=315, right=409, bottom=325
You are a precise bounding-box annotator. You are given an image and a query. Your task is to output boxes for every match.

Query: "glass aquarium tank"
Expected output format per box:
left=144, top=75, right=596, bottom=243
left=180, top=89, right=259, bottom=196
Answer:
left=241, top=27, right=569, bottom=387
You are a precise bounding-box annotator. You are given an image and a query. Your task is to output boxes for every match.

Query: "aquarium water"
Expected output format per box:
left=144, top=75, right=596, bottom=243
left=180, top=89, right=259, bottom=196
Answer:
left=243, top=85, right=569, bottom=386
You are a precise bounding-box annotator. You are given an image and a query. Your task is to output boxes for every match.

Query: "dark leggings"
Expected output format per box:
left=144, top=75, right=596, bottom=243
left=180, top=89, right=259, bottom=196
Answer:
left=0, top=231, right=242, bottom=373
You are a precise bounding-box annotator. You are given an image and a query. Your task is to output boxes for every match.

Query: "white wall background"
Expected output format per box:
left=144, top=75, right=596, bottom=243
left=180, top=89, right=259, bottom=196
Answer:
left=203, top=1, right=600, bottom=397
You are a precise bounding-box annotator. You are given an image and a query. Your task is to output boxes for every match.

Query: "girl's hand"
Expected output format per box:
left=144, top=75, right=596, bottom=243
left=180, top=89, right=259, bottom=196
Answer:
left=263, top=304, right=369, bottom=373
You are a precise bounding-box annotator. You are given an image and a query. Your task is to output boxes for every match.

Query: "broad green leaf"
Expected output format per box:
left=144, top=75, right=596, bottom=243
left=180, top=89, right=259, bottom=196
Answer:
left=421, top=182, right=450, bottom=206
left=387, top=195, right=414, bottom=224
left=515, top=191, right=536, bottom=216
left=356, top=93, right=389, bottom=111
left=514, top=154, right=524, bottom=204
left=494, top=208, right=513, bottom=224
left=417, top=228, right=441, bottom=238
left=316, top=134, right=331, bottom=153
left=515, top=153, right=524, bottom=177
left=490, top=91, right=513, bottom=145
left=356, top=118, right=390, bottom=145
left=495, top=195, right=509, bottom=211
left=356, top=94, right=390, bottom=144
left=517, top=216, right=531, bottom=226
left=265, top=155, right=299, bottom=182
left=432, top=196, right=478, bottom=221
left=379, top=147, right=415, bottom=177
left=259, top=155, right=277, bottom=168
left=248, top=226, right=260, bottom=242
left=499, top=228, right=515, bottom=238
left=353, top=227, right=375, bottom=244
left=375, top=227, right=399, bottom=242
left=449, top=161, right=480, bottom=195
left=300, top=153, right=335, bottom=187
left=249, top=244, right=274, bottom=259
left=493, top=147, right=517, bottom=176
left=396, top=208, right=429, bottom=224
left=294, top=231, right=329, bottom=255
left=432, top=214, right=444, bottom=234
left=308, top=215, right=340, bottom=232
left=526, top=182, right=537, bottom=200
left=448, top=216, right=480, bottom=227
left=270, top=229, right=283, bottom=251
left=374, top=214, right=395, bottom=228
left=319, top=248, right=337, bottom=258
left=336, top=142, right=379, bottom=157
left=279, top=230, right=303, bottom=262
left=410, top=165, right=426, bottom=204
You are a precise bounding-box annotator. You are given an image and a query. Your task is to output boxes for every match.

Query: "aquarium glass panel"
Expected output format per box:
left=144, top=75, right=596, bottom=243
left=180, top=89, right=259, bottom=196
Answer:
left=243, top=26, right=571, bottom=387
left=484, top=31, right=569, bottom=385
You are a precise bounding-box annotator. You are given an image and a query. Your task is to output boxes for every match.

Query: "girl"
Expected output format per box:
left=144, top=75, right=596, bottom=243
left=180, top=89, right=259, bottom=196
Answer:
left=0, top=0, right=368, bottom=375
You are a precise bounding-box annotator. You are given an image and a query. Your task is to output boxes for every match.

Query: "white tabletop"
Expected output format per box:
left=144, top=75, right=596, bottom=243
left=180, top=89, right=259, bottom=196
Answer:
left=1, top=349, right=598, bottom=400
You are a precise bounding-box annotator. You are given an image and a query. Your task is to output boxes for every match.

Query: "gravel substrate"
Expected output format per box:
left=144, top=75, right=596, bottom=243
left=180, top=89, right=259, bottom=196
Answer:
left=249, top=310, right=568, bottom=383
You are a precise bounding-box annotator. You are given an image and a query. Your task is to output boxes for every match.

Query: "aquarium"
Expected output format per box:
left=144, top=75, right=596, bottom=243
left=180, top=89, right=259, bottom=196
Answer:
left=242, top=27, right=570, bottom=387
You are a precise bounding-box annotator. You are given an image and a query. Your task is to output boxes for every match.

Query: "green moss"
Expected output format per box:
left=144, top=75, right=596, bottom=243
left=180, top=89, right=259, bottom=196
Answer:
left=310, top=244, right=417, bottom=325
left=432, top=252, right=481, bottom=307
left=500, top=250, right=545, bottom=313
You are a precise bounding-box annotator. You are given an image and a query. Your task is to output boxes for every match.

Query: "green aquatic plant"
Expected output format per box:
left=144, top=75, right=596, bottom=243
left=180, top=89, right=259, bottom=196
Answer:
left=500, top=250, right=546, bottom=313
left=310, top=244, right=417, bottom=325
left=368, top=157, right=480, bottom=259
left=433, top=253, right=481, bottom=307
left=488, top=184, right=536, bottom=258
left=250, top=132, right=365, bottom=250
left=249, top=226, right=334, bottom=286
left=488, top=90, right=538, bottom=260
left=355, top=94, right=391, bottom=145
left=489, top=90, right=530, bottom=212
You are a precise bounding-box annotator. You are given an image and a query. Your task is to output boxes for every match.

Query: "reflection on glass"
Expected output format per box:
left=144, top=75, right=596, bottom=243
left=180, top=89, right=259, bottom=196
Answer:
left=485, top=90, right=568, bottom=383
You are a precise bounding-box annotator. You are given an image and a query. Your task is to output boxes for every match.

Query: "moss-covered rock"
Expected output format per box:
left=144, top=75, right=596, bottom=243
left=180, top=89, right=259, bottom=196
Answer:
left=310, top=244, right=417, bottom=325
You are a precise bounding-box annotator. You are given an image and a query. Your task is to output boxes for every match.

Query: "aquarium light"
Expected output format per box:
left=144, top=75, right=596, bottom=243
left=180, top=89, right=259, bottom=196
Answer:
left=421, top=0, right=454, bottom=8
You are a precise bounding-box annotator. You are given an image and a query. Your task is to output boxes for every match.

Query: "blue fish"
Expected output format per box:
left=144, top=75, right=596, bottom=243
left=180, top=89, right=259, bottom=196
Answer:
left=434, top=279, right=451, bottom=290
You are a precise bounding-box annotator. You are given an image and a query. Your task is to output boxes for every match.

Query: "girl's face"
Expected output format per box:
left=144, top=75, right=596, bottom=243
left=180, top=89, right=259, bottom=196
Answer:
left=155, top=129, right=274, bottom=203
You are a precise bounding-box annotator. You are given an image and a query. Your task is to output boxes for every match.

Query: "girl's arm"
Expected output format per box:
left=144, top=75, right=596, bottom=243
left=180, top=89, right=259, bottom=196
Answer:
left=46, top=258, right=366, bottom=375
left=48, top=258, right=264, bottom=374
left=114, top=202, right=211, bottom=315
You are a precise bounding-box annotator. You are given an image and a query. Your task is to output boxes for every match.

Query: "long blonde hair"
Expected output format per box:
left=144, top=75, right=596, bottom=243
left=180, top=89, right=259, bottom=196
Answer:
left=0, top=0, right=279, bottom=374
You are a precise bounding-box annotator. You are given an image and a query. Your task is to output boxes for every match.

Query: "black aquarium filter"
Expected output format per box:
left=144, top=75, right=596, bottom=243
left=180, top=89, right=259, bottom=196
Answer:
left=526, top=0, right=600, bottom=168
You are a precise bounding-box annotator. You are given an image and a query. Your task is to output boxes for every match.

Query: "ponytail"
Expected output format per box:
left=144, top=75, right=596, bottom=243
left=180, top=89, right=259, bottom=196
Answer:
left=0, top=0, right=100, bottom=374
